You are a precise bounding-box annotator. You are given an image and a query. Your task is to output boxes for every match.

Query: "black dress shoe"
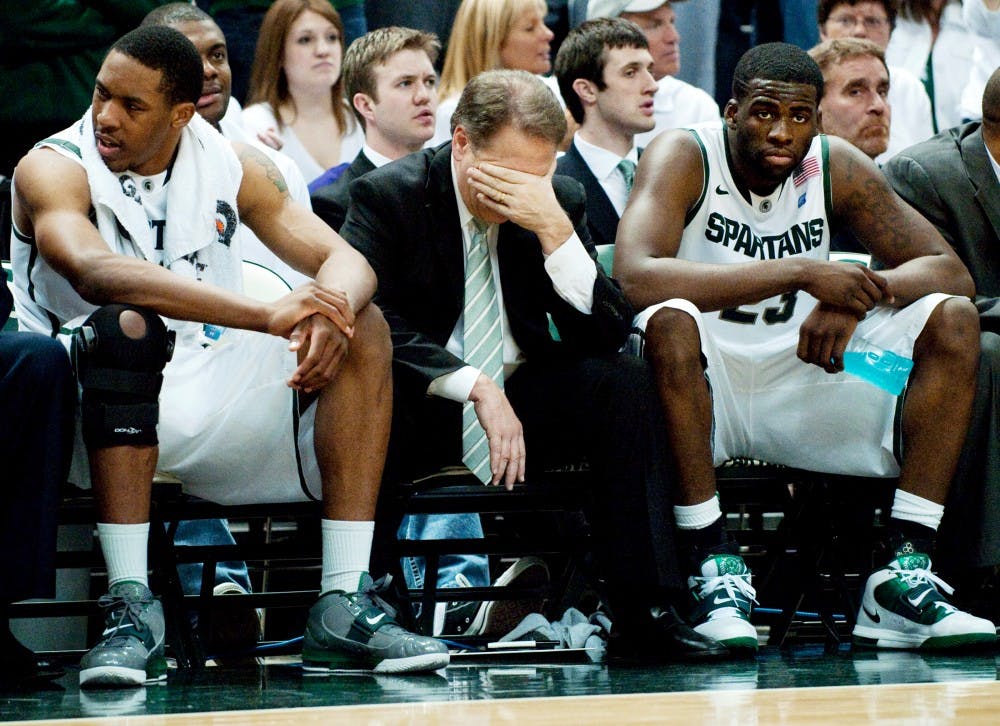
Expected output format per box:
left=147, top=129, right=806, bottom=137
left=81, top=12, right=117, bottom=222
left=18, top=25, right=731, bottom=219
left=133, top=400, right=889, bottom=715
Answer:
left=610, top=605, right=731, bottom=663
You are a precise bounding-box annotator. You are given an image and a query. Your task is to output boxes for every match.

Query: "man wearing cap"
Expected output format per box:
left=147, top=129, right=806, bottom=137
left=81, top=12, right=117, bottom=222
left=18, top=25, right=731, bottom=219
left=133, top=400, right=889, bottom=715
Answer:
left=585, top=1, right=718, bottom=146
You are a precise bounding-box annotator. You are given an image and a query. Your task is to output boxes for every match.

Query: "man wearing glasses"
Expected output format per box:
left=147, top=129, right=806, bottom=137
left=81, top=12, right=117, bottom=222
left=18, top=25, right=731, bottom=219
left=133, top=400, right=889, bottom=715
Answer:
left=818, top=0, right=934, bottom=163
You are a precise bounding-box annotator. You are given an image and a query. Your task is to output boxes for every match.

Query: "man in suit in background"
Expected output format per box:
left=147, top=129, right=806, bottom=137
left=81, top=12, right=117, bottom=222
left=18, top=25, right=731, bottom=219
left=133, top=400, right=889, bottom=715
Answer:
left=340, top=69, right=728, bottom=662
left=311, top=27, right=440, bottom=233
left=883, top=67, right=1000, bottom=619
left=555, top=17, right=657, bottom=250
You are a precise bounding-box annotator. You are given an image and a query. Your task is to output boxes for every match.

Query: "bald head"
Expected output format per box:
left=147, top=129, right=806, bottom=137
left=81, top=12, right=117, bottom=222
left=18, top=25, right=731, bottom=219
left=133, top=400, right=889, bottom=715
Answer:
left=983, top=67, right=1000, bottom=130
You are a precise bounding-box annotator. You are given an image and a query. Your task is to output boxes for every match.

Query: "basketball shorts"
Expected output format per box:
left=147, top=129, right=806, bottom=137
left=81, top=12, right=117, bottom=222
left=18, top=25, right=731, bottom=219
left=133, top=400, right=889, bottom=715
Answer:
left=629, top=293, right=954, bottom=478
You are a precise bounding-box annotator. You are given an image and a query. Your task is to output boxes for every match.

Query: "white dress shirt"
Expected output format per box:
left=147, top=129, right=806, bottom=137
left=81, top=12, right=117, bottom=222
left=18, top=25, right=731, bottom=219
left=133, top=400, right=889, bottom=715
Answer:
left=426, top=157, right=598, bottom=402
left=572, top=134, right=639, bottom=217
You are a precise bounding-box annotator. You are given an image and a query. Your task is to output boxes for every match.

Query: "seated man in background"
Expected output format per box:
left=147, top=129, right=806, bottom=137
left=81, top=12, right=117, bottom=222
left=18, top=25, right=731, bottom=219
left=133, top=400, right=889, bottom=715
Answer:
left=340, top=69, right=729, bottom=662
left=882, top=67, right=1000, bottom=620
left=584, top=1, right=719, bottom=146
left=615, top=42, right=994, bottom=653
left=817, top=0, right=933, bottom=163
left=808, top=37, right=890, bottom=253
left=555, top=17, right=658, bottom=249
left=11, top=25, right=447, bottom=685
left=0, top=270, right=75, bottom=689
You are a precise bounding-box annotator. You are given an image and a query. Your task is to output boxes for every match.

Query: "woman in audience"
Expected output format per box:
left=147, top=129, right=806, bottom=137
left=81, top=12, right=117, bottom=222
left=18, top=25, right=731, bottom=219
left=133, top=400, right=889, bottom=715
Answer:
left=886, top=0, right=973, bottom=132
left=243, top=0, right=363, bottom=187
left=430, top=0, right=558, bottom=145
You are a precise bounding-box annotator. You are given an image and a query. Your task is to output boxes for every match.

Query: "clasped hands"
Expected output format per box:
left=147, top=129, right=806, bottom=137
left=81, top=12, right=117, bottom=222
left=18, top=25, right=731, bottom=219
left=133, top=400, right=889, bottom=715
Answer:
left=798, top=261, right=893, bottom=373
left=267, top=282, right=355, bottom=393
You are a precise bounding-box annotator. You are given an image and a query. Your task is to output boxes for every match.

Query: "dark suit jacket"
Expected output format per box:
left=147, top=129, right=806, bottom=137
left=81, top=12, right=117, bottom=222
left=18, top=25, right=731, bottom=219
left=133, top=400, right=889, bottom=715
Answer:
left=555, top=141, right=621, bottom=249
left=310, top=151, right=376, bottom=232
left=883, top=122, right=1000, bottom=331
left=339, top=142, right=633, bottom=403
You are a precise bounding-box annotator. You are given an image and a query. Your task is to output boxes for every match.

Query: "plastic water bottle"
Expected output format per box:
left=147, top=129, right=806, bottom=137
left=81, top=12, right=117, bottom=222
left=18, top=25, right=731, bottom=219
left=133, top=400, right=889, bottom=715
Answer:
left=842, top=342, right=913, bottom=396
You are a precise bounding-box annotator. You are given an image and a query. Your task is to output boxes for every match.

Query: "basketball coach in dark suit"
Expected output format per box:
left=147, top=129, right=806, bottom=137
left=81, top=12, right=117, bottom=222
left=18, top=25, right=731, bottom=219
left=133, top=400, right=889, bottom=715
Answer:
left=340, top=69, right=728, bottom=662
left=882, top=69, right=1000, bottom=608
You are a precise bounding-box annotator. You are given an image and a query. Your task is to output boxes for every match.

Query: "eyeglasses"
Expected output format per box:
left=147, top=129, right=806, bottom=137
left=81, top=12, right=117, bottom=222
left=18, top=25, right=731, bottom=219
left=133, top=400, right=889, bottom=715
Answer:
left=828, top=14, right=889, bottom=30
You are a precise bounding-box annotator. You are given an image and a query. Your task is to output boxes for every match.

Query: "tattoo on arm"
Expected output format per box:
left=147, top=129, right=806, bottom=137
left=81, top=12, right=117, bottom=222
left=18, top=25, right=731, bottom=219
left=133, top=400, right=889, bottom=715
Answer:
left=838, top=154, right=910, bottom=258
left=237, top=145, right=289, bottom=196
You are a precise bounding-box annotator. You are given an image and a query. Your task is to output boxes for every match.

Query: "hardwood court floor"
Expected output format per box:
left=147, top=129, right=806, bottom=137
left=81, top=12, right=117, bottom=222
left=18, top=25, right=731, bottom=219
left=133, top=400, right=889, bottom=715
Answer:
left=3, top=645, right=999, bottom=724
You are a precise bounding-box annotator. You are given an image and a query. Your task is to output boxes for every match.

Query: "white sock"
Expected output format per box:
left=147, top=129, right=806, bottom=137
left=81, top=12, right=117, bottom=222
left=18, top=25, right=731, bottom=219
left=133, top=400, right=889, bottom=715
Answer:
left=890, top=489, right=945, bottom=532
left=674, top=497, right=723, bottom=530
left=321, top=519, right=374, bottom=594
left=97, top=522, right=150, bottom=587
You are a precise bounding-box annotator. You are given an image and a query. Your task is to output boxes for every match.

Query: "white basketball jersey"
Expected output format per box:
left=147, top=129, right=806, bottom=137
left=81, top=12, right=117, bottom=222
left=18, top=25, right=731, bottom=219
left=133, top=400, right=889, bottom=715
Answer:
left=679, top=124, right=833, bottom=349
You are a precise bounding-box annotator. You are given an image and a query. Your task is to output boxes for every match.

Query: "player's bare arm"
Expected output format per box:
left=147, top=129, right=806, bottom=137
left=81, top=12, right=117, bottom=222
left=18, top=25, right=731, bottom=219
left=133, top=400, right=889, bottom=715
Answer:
left=234, top=141, right=377, bottom=318
left=615, top=130, right=886, bottom=317
left=14, top=148, right=343, bottom=339
left=827, top=136, right=975, bottom=306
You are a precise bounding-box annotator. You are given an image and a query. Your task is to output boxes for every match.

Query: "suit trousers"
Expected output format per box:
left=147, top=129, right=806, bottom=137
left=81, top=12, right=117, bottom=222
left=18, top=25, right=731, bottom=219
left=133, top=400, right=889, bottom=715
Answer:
left=385, top=352, right=684, bottom=631
left=0, top=333, right=75, bottom=604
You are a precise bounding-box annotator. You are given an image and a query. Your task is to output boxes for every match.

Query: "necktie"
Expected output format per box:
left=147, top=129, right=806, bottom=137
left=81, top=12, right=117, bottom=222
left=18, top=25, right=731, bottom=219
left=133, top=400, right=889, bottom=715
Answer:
left=617, top=158, right=636, bottom=195
left=461, top=220, right=504, bottom=483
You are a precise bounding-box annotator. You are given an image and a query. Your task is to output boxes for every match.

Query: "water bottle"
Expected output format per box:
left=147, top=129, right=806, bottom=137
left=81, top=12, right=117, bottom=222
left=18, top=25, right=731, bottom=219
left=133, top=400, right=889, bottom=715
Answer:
left=842, top=341, right=913, bottom=396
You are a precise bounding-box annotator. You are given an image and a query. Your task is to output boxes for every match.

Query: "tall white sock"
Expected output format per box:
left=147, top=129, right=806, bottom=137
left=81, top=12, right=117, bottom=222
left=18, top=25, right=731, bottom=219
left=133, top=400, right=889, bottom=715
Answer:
left=674, top=497, right=723, bottom=530
left=321, top=519, right=374, bottom=594
left=97, top=522, right=150, bottom=587
left=890, top=489, right=945, bottom=532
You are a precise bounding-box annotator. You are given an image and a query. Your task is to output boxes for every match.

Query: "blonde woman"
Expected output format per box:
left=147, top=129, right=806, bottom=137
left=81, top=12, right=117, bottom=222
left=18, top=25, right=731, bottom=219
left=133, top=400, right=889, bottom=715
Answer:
left=243, top=0, right=363, bottom=185
left=430, top=0, right=558, bottom=145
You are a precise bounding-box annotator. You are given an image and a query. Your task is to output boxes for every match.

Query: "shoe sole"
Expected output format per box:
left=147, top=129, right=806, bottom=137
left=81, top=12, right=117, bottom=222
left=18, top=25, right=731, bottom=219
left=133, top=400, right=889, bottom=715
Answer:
left=302, top=650, right=450, bottom=674
left=853, top=626, right=998, bottom=650
left=80, top=665, right=167, bottom=689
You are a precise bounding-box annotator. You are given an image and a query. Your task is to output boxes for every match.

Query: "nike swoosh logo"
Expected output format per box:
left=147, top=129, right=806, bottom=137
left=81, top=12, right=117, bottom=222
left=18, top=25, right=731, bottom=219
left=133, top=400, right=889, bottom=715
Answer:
left=365, top=613, right=386, bottom=626
left=712, top=595, right=735, bottom=605
left=863, top=606, right=880, bottom=623
left=715, top=185, right=729, bottom=195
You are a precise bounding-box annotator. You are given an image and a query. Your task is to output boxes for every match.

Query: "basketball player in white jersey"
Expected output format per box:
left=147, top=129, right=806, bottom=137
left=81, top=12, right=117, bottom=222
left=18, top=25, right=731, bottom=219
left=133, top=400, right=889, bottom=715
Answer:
left=615, top=43, right=995, bottom=653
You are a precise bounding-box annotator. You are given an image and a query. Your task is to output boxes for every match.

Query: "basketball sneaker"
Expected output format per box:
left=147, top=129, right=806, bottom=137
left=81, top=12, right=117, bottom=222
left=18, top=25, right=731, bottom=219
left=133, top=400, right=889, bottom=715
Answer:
left=852, top=553, right=997, bottom=650
left=79, top=581, right=167, bottom=688
left=302, top=574, right=450, bottom=674
left=688, top=554, right=758, bottom=651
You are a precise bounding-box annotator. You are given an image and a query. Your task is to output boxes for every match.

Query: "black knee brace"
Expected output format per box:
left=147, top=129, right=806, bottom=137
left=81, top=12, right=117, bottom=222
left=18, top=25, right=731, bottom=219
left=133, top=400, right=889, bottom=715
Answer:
left=73, top=304, right=175, bottom=448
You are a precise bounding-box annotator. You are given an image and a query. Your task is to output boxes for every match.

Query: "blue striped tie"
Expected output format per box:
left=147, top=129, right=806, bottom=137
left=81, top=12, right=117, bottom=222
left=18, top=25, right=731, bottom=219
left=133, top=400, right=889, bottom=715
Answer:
left=462, top=220, right=504, bottom=483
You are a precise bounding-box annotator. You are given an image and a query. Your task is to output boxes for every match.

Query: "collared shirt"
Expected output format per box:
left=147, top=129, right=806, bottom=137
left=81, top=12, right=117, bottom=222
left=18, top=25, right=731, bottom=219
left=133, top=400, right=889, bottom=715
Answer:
left=361, top=144, right=394, bottom=169
left=573, top=134, right=639, bottom=216
left=426, top=156, right=597, bottom=402
left=986, top=137, right=1000, bottom=186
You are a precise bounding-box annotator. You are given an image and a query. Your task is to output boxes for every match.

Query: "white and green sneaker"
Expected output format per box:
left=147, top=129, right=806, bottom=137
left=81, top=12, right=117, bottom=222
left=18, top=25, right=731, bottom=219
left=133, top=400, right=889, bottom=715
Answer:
left=853, top=554, right=997, bottom=650
left=79, top=581, right=167, bottom=688
left=688, top=554, right=758, bottom=651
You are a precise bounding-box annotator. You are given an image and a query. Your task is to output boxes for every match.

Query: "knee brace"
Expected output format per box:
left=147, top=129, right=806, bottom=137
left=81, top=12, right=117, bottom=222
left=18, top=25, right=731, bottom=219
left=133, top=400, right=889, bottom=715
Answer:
left=73, top=305, right=175, bottom=448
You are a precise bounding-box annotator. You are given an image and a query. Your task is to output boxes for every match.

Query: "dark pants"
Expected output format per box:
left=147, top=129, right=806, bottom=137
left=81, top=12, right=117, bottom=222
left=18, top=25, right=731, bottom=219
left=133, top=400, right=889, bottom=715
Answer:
left=0, top=333, right=75, bottom=605
left=386, top=352, right=683, bottom=633
left=940, top=331, right=1000, bottom=569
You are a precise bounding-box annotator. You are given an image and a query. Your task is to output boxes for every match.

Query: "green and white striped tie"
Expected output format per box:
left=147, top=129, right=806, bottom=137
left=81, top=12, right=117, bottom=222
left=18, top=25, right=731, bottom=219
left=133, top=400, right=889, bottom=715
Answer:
left=617, top=158, right=636, bottom=195
left=462, top=219, right=504, bottom=483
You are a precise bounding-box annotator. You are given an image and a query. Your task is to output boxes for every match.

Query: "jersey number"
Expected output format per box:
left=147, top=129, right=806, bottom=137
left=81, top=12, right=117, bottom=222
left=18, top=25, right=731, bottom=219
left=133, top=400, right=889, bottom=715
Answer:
left=719, top=292, right=798, bottom=325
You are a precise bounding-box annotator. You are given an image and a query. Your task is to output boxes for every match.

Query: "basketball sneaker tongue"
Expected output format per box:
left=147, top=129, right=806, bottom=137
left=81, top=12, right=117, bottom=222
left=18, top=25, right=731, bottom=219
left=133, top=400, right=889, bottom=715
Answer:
left=891, top=553, right=931, bottom=572
left=700, top=554, right=750, bottom=578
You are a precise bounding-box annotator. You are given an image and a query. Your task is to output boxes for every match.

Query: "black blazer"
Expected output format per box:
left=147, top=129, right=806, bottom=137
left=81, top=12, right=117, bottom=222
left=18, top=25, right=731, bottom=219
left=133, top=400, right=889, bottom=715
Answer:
left=340, top=142, right=633, bottom=401
left=556, top=141, right=621, bottom=249
left=884, top=122, right=1000, bottom=330
left=311, top=151, right=377, bottom=232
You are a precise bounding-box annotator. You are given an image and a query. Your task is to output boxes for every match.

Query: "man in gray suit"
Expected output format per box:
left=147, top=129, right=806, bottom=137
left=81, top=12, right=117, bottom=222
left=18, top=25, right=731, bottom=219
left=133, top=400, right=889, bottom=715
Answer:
left=883, top=67, right=1000, bottom=618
